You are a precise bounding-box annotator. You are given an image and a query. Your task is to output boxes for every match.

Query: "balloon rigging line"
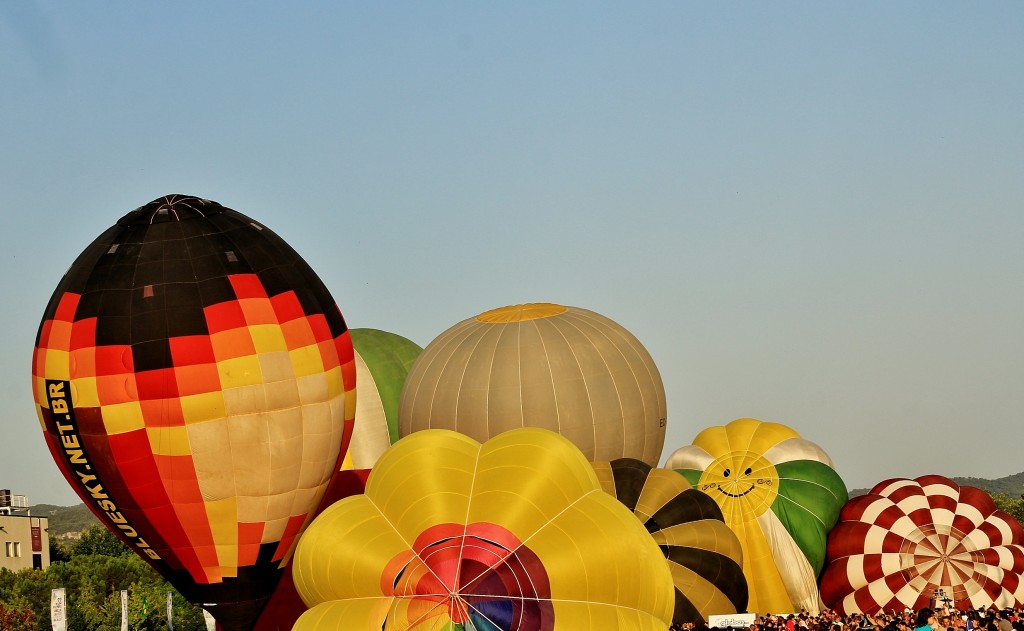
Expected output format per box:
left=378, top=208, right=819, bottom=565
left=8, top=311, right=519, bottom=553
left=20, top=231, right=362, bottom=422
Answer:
left=362, top=496, right=457, bottom=608
left=455, top=439, right=483, bottom=600
left=455, top=485, right=606, bottom=602
left=771, top=483, right=832, bottom=529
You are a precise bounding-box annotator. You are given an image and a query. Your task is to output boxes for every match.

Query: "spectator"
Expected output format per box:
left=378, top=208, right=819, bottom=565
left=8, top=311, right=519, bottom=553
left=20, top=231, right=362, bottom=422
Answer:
left=915, top=609, right=937, bottom=631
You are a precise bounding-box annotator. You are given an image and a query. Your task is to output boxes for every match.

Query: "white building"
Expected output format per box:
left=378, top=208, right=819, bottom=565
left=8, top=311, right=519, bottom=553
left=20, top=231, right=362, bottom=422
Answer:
left=0, top=489, right=50, bottom=572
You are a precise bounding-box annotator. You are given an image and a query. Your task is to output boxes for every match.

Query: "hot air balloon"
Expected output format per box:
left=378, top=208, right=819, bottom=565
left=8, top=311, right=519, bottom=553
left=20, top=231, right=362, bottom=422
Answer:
left=592, top=458, right=748, bottom=624
left=253, top=327, right=419, bottom=629
left=291, top=428, right=676, bottom=630
left=399, top=303, right=667, bottom=465
left=820, top=475, right=1024, bottom=614
left=341, top=328, right=421, bottom=470
left=31, top=195, right=356, bottom=631
left=250, top=469, right=371, bottom=631
left=666, top=418, right=848, bottom=615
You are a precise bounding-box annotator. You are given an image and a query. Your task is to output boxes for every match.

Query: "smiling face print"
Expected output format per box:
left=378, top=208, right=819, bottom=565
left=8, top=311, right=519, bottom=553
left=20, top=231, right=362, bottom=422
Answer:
left=698, top=451, right=780, bottom=520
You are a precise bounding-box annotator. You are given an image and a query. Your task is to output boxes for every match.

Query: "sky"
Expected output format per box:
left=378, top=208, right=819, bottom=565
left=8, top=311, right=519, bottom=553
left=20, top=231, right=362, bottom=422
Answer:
left=2, top=2, right=1022, bottom=506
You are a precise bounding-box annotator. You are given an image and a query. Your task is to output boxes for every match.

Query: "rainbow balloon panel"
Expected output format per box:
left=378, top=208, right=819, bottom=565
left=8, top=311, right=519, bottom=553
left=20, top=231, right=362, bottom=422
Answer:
left=32, top=195, right=356, bottom=631
left=292, top=428, right=675, bottom=630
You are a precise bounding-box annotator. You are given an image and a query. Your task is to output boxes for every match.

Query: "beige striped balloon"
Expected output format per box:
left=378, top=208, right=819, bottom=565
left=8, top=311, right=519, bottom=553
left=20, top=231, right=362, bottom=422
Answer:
left=398, top=303, right=667, bottom=465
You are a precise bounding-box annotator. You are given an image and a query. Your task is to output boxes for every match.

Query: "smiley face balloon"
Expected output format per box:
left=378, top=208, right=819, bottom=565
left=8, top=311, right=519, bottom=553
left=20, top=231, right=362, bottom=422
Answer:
left=666, top=418, right=848, bottom=615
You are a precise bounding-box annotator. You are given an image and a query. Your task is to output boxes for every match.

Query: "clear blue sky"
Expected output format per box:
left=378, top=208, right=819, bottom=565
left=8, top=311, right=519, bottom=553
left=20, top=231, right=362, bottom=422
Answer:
left=3, top=2, right=1023, bottom=505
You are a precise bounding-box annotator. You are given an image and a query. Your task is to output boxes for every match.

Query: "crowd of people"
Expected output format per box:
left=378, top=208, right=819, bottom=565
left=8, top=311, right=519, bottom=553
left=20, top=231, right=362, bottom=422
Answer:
left=671, top=606, right=1024, bottom=631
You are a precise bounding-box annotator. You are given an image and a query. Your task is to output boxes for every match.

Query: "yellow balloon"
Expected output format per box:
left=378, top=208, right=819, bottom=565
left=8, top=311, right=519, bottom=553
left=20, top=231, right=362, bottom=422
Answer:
left=293, top=428, right=676, bottom=630
left=592, top=458, right=748, bottom=624
left=667, top=418, right=848, bottom=616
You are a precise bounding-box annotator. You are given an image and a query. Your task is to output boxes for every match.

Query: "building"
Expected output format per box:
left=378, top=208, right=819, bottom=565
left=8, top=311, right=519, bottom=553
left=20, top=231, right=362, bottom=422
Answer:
left=0, top=489, right=50, bottom=571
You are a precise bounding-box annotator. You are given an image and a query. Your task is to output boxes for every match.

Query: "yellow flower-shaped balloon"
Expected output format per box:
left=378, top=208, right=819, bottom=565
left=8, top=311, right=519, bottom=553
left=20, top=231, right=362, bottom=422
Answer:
left=293, top=428, right=675, bottom=630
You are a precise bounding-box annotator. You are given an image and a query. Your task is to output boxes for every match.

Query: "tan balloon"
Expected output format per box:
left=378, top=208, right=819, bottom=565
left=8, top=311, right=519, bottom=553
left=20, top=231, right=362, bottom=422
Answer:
left=398, top=303, right=667, bottom=465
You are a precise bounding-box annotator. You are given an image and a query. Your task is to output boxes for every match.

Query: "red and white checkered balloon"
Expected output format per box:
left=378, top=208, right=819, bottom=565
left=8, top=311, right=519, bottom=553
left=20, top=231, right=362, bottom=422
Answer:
left=821, top=475, right=1024, bottom=614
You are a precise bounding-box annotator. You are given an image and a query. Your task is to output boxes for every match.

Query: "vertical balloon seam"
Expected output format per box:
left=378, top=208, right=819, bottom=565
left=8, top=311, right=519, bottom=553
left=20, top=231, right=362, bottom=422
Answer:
left=557, top=312, right=627, bottom=460
left=502, top=315, right=526, bottom=436
left=451, top=435, right=486, bottom=617
left=451, top=318, right=501, bottom=437
left=459, top=452, right=566, bottom=606
left=567, top=309, right=652, bottom=464
left=524, top=315, right=568, bottom=453
left=538, top=313, right=600, bottom=461
left=530, top=316, right=561, bottom=445
left=399, top=319, right=468, bottom=434
left=412, top=320, right=472, bottom=432
left=571, top=308, right=666, bottom=462
left=473, top=318, right=508, bottom=441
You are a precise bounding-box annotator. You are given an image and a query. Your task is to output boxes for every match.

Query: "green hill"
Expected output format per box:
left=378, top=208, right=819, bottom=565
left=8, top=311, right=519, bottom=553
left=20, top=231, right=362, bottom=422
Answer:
left=949, top=472, right=1024, bottom=498
left=28, top=503, right=101, bottom=535
left=849, top=471, right=1024, bottom=499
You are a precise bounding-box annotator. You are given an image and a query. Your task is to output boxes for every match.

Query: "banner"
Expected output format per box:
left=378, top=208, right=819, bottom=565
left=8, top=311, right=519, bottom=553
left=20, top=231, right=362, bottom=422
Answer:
left=120, top=590, right=128, bottom=631
left=50, top=588, right=66, bottom=631
left=167, top=592, right=174, bottom=631
left=709, top=613, right=758, bottom=628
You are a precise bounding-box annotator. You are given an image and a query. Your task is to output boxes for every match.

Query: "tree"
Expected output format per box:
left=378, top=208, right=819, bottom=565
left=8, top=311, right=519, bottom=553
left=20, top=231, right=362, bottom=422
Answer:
left=0, top=600, right=37, bottom=631
left=992, top=493, right=1024, bottom=525
left=0, top=527, right=210, bottom=631
left=50, top=536, right=73, bottom=564
left=0, top=567, right=55, bottom=629
left=70, top=525, right=131, bottom=557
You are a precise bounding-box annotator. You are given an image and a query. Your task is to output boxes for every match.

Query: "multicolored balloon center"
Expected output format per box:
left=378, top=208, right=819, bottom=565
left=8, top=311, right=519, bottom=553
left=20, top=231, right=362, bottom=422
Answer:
left=382, top=522, right=553, bottom=630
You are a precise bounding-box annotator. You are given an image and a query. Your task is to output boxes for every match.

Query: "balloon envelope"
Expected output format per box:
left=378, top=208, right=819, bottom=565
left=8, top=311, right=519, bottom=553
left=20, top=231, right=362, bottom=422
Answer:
left=249, top=469, right=370, bottom=631
left=592, top=458, right=748, bottom=624
left=31, top=195, right=356, bottom=631
left=292, top=428, right=676, bottom=630
left=342, top=328, right=421, bottom=469
left=667, top=418, right=848, bottom=615
left=820, top=475, right=1024, bottom=614
left=399, top=303, right=667, bottom=465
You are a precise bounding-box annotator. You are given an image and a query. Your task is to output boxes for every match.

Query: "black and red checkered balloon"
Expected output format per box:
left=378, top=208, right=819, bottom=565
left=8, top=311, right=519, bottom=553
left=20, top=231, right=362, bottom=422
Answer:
left=32, top=195, right=356, bottom=631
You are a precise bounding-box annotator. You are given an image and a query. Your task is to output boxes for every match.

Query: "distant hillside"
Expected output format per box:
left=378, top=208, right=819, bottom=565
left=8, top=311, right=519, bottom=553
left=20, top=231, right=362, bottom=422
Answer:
left=950, top=472, right=1024, bottom=498
left=32, top=472, right=1024, bottom=533
left=29, top=503, right=100, bottom=535
left=849, top=472, right=1024, bottom=499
